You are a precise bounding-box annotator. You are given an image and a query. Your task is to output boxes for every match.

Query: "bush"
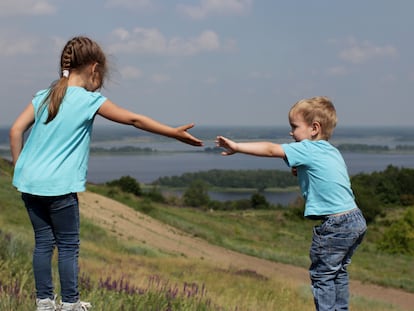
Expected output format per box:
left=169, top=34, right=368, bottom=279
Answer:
left=183, top=180, right=210, bottom=207
left=377, top=207, right=414, bottom=254
left=144, top=186, right=165, bottom=203
left=250, top=192, right=270, bottom=209
left=107, top=176, right=142, bottom=196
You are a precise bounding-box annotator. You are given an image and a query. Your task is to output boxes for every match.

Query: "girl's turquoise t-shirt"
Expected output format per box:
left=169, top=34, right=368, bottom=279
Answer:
left=282, top=140, right=357, bottom=217
left=13, top=87, right=107, bottom=196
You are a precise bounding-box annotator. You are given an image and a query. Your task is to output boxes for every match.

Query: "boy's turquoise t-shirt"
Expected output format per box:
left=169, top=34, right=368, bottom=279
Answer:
left=282, top=140, right=357, bottom=217
left=13, top=87, right=107, bottom=196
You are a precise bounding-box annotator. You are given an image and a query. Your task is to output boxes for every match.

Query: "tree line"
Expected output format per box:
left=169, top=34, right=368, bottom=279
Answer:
left=153, top=169, right=298, bottom=189
left=351, top=165, right=414, bottom=222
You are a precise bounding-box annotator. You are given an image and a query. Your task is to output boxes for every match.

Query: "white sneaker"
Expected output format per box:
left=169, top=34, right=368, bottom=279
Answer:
left=59, top=300, right=92, bottom=311
left=36, top=297, right=56, bottom=311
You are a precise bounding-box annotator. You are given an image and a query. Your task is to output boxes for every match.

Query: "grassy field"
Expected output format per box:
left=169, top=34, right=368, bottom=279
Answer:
left=0, top=158, right=411, bottom=310
left=89, top=182, right=414, bottom=293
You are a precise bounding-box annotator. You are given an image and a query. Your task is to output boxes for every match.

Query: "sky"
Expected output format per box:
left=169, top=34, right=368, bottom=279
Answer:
left=0, top=0, right=413, bottom=128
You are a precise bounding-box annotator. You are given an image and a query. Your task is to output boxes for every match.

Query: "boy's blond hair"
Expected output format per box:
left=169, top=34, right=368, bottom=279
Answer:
left=289, top=96, right=337, bottom=140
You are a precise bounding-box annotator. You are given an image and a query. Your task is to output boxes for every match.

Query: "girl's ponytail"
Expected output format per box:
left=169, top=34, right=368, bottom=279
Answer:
left=41, top=73, right=69, bottom=124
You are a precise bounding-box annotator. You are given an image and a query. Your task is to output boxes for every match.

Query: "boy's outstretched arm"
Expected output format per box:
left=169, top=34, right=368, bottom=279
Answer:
left=216, top=136, right=286, bottom=158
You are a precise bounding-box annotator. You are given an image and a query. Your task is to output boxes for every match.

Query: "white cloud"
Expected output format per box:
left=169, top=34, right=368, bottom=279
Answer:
left=111, top=28, right=130, bottom=41
left=0, top=0, right=56, bottom=16
left=108, top=27, right=221, bottom=55
left=178, top=0, right=253, bottom=20
left=170, top=30, right=220, bottom=53
left=108, top=28, right=167, bottom=54
left=338, top=37, right=397, bottom=64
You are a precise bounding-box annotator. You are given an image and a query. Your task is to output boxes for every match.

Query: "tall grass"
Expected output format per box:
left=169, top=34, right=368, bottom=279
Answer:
left=88, top=183, right=414, bottom=293
left=0, top=160, right=406, bottom=310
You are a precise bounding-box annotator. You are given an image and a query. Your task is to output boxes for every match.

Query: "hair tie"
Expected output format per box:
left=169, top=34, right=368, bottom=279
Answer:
left=62, top=69, right=70, bottom=78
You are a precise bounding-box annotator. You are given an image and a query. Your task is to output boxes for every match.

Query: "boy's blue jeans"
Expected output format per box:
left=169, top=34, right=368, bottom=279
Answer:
left=309, top=208, right=366, bottom=311
left=22, top=192, right=80, bottom=303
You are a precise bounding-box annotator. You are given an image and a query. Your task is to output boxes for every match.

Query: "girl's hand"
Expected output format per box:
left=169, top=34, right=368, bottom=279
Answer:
left=215, top=136, right=237, bottom=155
left=291, top=167, right=297, bottom=176
left=175, top=123, right=203, bottom=146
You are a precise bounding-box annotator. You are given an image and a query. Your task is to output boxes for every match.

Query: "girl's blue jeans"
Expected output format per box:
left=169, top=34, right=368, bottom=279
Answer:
left=309, top=208, right=366, bottom=311
left=22, top=192, right=80, bottom=303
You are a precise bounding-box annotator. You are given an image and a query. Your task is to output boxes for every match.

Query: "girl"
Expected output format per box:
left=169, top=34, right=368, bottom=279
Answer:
left=10, top=36, right=203, bottom=311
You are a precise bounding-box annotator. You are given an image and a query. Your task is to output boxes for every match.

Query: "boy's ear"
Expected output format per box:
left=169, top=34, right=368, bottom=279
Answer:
left=311, top=121, right=321, bottom=136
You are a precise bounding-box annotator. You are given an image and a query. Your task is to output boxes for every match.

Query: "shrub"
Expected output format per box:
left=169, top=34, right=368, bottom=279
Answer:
left=250, top=192, right=270, bottom=209
left=377, top=208, right=414, bottom=254
left=144, top=186, right=165, bottom=203
left=183, top=180, right=210, bottom=207
left=107, top=176, right=142, bottom=196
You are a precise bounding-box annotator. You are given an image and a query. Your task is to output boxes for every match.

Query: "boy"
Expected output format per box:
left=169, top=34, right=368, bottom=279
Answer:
left=216, top=96, right=366, bottom=311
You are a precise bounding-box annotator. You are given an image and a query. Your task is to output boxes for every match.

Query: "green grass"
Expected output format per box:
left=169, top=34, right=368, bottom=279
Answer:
left=90, top=183, right=414, bottom=293
left=0, top=159, right=410, bottom=310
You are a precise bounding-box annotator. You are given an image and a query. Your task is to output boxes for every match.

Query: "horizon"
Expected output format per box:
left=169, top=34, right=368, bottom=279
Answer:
left=2, top=124, right=414, bottom=130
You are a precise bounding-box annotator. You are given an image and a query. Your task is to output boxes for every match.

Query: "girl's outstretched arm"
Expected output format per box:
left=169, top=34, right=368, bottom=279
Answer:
left=97, top=99, right=203, bottom=146
left=216, top=135, right=286, bottom=158
left=10, top=103, right=35, bottom=165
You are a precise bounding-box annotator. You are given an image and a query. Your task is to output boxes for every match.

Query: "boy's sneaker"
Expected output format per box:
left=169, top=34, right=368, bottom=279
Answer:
left=36, top=297, right=56, bottom=311
left=59, top=300, right=92, bottom=311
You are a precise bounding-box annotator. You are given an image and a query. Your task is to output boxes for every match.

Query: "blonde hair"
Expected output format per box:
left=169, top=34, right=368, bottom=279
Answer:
left=289, top=96, right=337, bottom=140
left=41, top=36, right=108, bottom=124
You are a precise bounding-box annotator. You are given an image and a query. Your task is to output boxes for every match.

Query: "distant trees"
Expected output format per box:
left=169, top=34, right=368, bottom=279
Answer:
left=153, top=169, right=297, bottom=189
left=91, top=146, right=156, bottom=154
left=181, top=180, right=271, bottom=210
left=351, top=165, right=414, bottom=223
left=336, top=144, right=389, bottom=152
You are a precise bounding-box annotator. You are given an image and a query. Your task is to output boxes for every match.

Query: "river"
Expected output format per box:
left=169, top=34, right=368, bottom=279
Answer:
left=2, top=125, right=413, bottom=205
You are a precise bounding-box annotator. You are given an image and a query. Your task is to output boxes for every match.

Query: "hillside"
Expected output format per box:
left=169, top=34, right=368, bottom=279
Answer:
left=79, top=191, right=414, bottom=311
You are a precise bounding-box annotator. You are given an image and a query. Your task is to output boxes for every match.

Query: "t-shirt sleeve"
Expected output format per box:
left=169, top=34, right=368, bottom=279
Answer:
left=86, top=92, right=107, bottom=120
left=281, top=141, right=311, bottom=167
left=31, top=89, right=50, bottom=118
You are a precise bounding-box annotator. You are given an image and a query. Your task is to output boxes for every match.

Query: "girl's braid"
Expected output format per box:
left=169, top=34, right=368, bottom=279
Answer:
left=60, top=37, right=98, bottom=75
left=43, top=36, right=107, bottom=123
left=61, top=39, right=75, bottom=73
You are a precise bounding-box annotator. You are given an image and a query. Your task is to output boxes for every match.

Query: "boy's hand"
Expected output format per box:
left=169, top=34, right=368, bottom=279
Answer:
left=216, top=136, right=237, bottom=155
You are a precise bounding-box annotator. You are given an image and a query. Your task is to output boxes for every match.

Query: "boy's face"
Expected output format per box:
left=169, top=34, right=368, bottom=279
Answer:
left=289, top=113, right=315, bottom=142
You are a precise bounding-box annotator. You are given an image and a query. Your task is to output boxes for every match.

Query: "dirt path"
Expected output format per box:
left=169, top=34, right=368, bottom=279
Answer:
left=79, top=192, right=414, bottom=311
